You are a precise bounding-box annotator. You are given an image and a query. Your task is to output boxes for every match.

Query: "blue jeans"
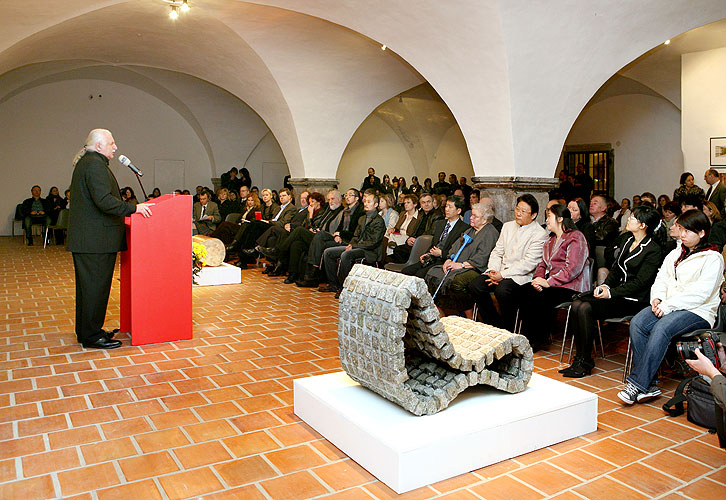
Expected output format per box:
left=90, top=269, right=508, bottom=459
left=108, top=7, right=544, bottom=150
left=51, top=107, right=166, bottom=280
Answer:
left=628, top=307, right=709, bottom=391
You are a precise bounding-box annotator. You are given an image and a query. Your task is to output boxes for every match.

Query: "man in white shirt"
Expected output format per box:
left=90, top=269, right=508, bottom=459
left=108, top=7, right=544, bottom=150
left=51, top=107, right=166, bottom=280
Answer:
left=468, top=194, right=548, bottom=333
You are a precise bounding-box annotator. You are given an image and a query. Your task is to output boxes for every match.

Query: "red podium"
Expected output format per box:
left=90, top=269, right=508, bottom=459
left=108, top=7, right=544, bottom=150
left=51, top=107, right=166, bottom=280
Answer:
left=120, top=194, right=193, bottom=345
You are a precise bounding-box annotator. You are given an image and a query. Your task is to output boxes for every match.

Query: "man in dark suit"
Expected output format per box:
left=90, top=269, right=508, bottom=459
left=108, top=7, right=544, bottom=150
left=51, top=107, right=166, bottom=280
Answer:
left=296, top=188, right=364, bottom=286
left=320, top=192, right=386, bottom=296
left=705, top=168, right=726, bottom=216
left=67, top=129, right=153, bottom=349
left=256, top=190, right=309, bottom=254
left=402, top=195, right=470, bottom=278
left=21, top=185, right=52, bottom=245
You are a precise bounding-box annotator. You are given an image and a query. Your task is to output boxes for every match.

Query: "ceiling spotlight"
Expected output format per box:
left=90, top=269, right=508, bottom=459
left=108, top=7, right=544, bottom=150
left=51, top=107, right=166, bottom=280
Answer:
left=381, top=44, right=387, bottom=51
left=181, top=0, right=190, bottom=12
left=169, top=5, right=179, bottom=19
left=664, top=39, right=671, bottom=45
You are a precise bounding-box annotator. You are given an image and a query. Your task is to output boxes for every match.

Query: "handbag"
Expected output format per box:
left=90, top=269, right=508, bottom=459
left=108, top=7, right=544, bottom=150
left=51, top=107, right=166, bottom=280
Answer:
left=663, top=376, right=726, bottom=448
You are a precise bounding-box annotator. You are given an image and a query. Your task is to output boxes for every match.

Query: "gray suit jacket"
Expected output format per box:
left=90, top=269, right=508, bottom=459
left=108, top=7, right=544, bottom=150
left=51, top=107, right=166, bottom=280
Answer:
left=193, top=201, right=221, bottom=230
left=67, top=151, right=136, bottom=253
left=708, top=181, right=726, bottom=216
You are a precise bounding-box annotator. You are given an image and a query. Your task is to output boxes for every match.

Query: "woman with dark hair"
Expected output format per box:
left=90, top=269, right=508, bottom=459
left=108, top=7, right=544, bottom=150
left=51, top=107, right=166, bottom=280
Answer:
left=657, top=194, right=670, bottom=216
left=398, top=177, right=408, bottom=194
left=239, top=168, right=252, bottom=188
left=423, top=177, right=433, bottom=193
left=121, top=187, right=138, bottom=206
left=567, top=197, right=596, bottom=255
left=380, top=174, right=392, bottom=195
left=560, top=205, right=663, bottom=378
left=409, top=176, right=423, bottom=196
left=46, top=186, right=67, bottom=244
left=518, top=204, right=590, bottom=350
left=673, top=172, right=704, bottom=204
left=152, top=187, right=162, bottom=198
left=619, top=210, right=723, bottom=404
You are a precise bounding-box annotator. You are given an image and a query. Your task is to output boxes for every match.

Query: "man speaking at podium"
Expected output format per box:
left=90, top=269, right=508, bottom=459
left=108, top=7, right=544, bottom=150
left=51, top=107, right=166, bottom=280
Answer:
left=67, top=129, right=153, bottom=349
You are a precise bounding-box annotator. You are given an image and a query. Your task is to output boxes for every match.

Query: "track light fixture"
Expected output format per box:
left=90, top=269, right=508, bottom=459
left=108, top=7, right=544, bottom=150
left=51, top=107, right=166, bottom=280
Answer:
left=164, top=0, right=191, bottom=19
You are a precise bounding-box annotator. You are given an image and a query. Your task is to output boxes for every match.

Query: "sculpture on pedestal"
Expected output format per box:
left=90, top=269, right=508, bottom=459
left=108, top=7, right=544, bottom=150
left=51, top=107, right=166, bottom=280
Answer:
left=338, top=265, right=534, bottom=416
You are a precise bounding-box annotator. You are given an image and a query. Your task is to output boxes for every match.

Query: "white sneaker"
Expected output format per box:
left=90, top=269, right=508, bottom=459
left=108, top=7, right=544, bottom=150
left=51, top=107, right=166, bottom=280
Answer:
left=636, top=385, right=661, bottom=403
left=617, top=382, right=641, bottom=405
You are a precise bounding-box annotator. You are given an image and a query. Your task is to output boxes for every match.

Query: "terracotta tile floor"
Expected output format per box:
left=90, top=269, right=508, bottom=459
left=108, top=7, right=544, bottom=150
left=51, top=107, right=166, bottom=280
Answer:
left=1, top=236, right=724, bottom=499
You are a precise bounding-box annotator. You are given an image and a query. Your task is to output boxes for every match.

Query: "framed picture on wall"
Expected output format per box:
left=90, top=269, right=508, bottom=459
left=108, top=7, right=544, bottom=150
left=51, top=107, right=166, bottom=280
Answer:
left=711, top=137, right=726, bottom=166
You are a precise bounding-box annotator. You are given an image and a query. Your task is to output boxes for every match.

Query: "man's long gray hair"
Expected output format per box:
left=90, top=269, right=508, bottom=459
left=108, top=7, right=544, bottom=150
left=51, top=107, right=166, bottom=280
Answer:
left=72, top=129, right=109, bottom=167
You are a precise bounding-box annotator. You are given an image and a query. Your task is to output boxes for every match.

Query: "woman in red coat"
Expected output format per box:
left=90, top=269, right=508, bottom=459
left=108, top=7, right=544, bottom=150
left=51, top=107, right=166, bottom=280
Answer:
left=518, top=204, right=590, bottom=351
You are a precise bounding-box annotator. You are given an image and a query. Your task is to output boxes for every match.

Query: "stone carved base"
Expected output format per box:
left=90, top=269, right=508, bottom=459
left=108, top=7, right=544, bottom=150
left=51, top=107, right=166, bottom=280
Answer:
left=338, top=265, right=533, bottom=416
left=472, top=176, right=557, bottom=223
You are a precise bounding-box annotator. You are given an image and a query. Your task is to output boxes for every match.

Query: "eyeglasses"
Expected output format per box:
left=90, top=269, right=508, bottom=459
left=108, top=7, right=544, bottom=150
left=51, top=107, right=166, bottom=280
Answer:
left=514, top=206, right=531, bottom=215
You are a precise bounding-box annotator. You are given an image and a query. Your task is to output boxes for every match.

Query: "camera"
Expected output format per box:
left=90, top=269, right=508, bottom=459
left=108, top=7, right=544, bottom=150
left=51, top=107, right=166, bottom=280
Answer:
left=676, top=331, right=721, bottom=369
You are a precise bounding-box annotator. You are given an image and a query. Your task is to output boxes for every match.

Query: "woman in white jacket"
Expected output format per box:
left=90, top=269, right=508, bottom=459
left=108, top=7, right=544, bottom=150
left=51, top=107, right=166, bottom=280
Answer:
left=618, top=209, right=724, bottom=405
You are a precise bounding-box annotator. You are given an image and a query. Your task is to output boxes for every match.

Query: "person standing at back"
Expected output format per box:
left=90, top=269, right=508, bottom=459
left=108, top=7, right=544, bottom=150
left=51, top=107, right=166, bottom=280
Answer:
left=67, top=129, right=153, bottom=349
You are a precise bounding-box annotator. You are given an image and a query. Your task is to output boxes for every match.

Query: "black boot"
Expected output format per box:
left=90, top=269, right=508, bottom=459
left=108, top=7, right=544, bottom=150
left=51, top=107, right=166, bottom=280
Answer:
left=270, top=262, right=287, bottom=276
left=560, top=357, right=595, bottom=378
left=283, top=273, right=298, bottom=284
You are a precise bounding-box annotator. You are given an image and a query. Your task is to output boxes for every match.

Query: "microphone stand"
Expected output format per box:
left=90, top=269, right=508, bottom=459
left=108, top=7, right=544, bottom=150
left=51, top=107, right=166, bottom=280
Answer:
left=134, top=172, right=148, bottom=201
left=432, top=233, right=473, bottom=300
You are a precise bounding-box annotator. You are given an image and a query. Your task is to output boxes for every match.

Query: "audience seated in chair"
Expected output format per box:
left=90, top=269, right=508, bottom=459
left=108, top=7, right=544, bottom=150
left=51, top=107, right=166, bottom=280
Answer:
left=259, top=190, right=342, bottom=283
left=561, top=205, right=663, bottom=378
left=619, top=209, right=724, bottom=405
left=389, top=193, right=443, bottom=264
left=256, top=190, right=309, bottom=256
left=22, top=185, right=52, bottom=246
left=294, top=189, right=363, bottom=286
left=425, top=202, right=498, bottom=319
left=518, top=203, right=590, bottom=352
left=402, top=195, right=469, bottom=279
left=231, top=188, right=295, bottom=266
left=46, top=186, right=67, bottom=245
left=383, top=193, right=419, bottom=261
left=468, top=194, right=549, bottom=331
left=192, top=190, right=221, bottom=235
left=319, top=192, right=386, bottom=297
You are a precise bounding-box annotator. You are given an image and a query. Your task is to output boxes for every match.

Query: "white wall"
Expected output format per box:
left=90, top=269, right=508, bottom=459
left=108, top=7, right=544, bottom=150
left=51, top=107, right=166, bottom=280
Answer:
left=336, top=114, right=474, bottom=194
left=0, top=74, right=287, bottom=235
left=565, top=94, right=683, bottom=201
left=682, top=47, right=726, bottom=188
left=337, top=115, right=415, bottom=192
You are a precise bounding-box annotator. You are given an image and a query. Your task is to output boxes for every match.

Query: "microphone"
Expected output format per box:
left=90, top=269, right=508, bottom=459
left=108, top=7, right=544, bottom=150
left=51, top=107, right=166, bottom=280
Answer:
left=118, top=155, right=143, bottom=177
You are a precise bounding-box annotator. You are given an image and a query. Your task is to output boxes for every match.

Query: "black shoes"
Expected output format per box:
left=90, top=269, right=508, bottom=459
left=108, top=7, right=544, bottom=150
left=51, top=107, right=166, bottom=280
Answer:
left=559, top=357, right=595, bottom=378
left=269, top=263, right=286, bottom=276
left=283, top=274, right=298, bottom=284
left=27, top=238, right=33, bottom=246
left=83, top=337, right=122, bottom=349
left=296, top=278, right=319, bottom=288
left=240, top=248, right=258, bottom=259
left=258, top=247, right=279, bottom=260
left=319, top=284, right=339, bottom=293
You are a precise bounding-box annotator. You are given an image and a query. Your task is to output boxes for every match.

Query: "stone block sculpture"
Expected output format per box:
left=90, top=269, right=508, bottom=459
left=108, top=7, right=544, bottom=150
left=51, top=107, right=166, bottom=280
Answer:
left=338, top=265, right=534, bottom=416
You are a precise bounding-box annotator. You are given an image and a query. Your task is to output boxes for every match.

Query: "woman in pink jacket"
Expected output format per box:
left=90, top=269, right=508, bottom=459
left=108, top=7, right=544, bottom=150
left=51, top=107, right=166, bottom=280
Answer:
left=518, top=204, right=590, bottom=351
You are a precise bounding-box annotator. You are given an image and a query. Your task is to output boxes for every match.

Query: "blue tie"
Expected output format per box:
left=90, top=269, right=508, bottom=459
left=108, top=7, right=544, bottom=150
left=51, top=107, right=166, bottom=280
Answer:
left=439, top=222, right=451, bottom=243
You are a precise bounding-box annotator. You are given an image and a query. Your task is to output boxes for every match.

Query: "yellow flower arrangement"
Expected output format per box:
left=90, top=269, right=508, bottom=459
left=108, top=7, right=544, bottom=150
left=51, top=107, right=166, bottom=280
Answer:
left=192, top=242, right=207, bottom=282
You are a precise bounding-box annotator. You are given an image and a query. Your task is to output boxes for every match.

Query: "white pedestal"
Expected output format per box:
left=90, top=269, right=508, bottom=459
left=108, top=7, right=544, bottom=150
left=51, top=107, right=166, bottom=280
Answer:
left=294, top=372, right=597, bottom=494
left=193, top=263, right=241, bottom=286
